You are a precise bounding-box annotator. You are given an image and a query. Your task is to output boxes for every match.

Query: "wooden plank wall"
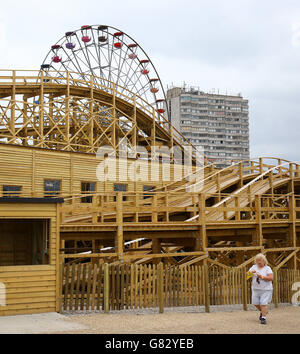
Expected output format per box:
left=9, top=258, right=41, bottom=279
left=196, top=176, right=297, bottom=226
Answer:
left=0, top=203, right=59, bottom=316
left=0, top=265, right=56, bottom=315
left=0, top=144, right=186, bottom=198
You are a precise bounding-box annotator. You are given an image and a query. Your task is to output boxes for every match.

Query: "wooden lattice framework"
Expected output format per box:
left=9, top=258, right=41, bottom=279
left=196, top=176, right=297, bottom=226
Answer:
left=0, top=70, right=199, bottom=162
left=0, top=70, right=299, bottom=270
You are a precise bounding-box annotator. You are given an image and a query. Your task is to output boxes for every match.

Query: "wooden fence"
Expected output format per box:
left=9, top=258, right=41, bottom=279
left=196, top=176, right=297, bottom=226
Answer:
left=60, top=263, right=300, bottom=313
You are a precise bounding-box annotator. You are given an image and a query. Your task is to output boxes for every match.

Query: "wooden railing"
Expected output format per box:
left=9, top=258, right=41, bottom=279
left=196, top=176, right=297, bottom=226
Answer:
left=59, top=191, right=300, bottom=225
left=60, top=263, right=300, bottom=313
left=156, top=157, right=300, bottom=194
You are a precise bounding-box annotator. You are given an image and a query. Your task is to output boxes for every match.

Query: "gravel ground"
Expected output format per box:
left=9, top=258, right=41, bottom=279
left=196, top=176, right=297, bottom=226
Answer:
left=53, top=304, right=300, bottom=334
left=0, top=312, right=88, bottom=334
left=1, top=305, right=298, bottom=334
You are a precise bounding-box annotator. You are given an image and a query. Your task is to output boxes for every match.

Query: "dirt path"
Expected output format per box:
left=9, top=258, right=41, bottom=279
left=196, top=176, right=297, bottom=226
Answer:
left=57, top=306, right=300, bottom=334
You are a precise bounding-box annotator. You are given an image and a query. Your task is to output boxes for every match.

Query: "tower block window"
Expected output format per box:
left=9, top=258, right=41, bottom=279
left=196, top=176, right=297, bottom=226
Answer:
left=113, top=184, right=127, bottom=201
left=3, top=186, right=22, bottom=197
left=44, top=180, right=61, bottom=197
left=81, top=182, right=96, bottom=203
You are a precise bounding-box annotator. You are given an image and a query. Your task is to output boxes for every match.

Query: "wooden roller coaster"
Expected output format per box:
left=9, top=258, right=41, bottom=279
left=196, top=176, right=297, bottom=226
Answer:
left=0, top=69, right=299, bottom=271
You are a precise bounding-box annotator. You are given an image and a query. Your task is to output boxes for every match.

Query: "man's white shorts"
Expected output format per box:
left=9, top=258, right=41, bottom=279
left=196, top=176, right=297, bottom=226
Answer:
left=252, top=289, right=273, bottom=305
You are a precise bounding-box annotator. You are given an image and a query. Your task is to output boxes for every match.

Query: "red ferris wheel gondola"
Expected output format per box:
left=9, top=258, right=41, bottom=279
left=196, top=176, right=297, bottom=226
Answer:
left=114, top=42, right=122, bottom=49
left=81, top=25, right=91, bottom=43
left=156, top=99, right=166, bottom=114
left=128, top=43, right=138, bottom=59
left=150, top=78, right=159, bottom=93
left=51, top=45, right=62, bottom=63
left=140, top=59, right=150, bottom=75
left=113, top=31, right=123, bottom=49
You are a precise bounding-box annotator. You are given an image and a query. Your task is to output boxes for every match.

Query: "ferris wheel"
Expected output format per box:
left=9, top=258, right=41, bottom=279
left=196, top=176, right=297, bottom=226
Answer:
left=41, top=25, right=167, bottom=116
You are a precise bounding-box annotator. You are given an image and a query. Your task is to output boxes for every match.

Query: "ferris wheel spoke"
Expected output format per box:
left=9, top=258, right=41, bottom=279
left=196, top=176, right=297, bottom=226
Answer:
left=119, top=53, right=139, bottom=89
left=85, top=43, right=101, bottom=72
left=114, top=44, right=129, bottom=88
left=90, top=29, right=106, bottom=86
left=73, top=33, right=94, bottom=79
left=123, top=66, right=150, bottom=100
left=41, top=25, right=168, bottom=118
left=60, top=46, right=83, bottom=78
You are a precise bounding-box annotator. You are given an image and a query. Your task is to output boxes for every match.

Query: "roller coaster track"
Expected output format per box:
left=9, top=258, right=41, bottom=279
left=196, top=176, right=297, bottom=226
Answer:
left=0, top=70, right=202, bottom=162
left=61, top=157, right=299, bottom=224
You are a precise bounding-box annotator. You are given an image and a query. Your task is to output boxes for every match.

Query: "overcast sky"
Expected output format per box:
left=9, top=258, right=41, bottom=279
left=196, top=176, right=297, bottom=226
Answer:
left=1, top=0, right=300, bottom=161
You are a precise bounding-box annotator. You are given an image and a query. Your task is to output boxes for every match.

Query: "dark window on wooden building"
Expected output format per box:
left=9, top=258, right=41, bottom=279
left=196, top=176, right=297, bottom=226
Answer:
left=2, top=185, right=22, bottom=197
left=81, top=182, right=96, bottom=203
left=113, top=184, right=127, bottom=201
left=44, top=180, right=61, bottom=197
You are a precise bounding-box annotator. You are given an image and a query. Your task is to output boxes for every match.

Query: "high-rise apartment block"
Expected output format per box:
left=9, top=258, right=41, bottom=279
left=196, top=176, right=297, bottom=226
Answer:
left=167, top=87, right=250, bottom=167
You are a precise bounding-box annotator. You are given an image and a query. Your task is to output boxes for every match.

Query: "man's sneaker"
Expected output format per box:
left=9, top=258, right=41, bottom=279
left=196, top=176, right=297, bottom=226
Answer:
left=259, top=313, right=262, bottom=321
left=260, top=318, right=267, bottom=325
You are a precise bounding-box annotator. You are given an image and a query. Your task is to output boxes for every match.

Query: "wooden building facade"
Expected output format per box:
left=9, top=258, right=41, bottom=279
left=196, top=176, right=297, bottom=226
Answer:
left=0, top=198, right=62, bottom=316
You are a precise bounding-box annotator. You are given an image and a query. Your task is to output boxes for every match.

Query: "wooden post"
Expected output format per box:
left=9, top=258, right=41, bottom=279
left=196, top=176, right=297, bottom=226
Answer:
left=204, top=264, right=210, bottom=313
left=152, top=194, right=158, bottom=223
left=198, top=193, right=207, bottom=250
left=10, top=70, right=16, bottom=141
left=57, top=255, right=64, bottom=313
left=152, top=238, right=161, bottom=264
left=238, top=162, right=243, bottom=188
left=273, top=269, right=279, bottom=308
left=254, top=194, right=263, bottom=248
left=65, top=71, right=70, bottom=149
left=288, top=195, right=296, bottom=250
left=157, top=262, right=164, bottom=313
left=242, top=268, right=248, bottom=311
left=104, top=263, right=110, bottom=313
left=235, top=196, right=240, bottom=221
left=116, top=192, right=124, bottom=260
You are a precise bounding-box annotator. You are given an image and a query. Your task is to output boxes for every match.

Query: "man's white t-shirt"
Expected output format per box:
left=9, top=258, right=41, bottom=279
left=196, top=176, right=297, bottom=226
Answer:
left=249, top=264, right=273, bottom=291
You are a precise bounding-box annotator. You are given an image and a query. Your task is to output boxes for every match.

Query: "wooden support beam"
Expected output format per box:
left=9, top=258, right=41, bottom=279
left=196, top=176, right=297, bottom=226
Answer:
left=275, top=250, right=299, bottom=270
left=206, top=258, right=231, bottom=269
left=152, top=238, right=161, bottom=264
left=116, top=192, right=124, bottom=260
left=237, top=251, right=266, bottom=269
left=124, top=251, right=206, bottom=261
left=288, top=195, right=297, bottom=249
left=179, top=255, right=208, bottom=268
left=207, top=246, right=262, bottom=252
left=254, top=194, right=263, bottom=247
left=197, top=193, right=207, bottom=250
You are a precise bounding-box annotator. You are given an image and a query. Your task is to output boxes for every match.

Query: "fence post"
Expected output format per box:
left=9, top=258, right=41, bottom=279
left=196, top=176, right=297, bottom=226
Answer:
left=158, top=262, right=164, bottom=313
left=242, top=268, right=248, bottom=311
left=273, top=269, right=279, bottom=308
left=204, top=264, right=210, bottom=313
left=104, top=263, right=110, bottom=314
left=57, top=255, right=64, bottom=313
